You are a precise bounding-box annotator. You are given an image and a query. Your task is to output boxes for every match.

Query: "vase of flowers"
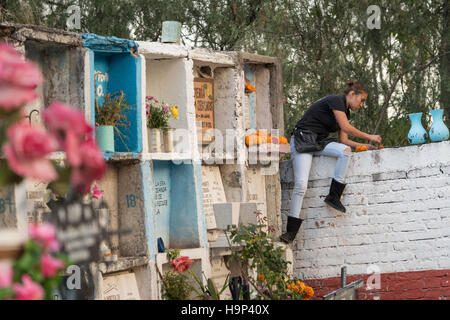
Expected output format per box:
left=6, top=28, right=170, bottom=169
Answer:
left=146, top=96, right=179, bottom=153
left=95, top=90, right=131, bottom=152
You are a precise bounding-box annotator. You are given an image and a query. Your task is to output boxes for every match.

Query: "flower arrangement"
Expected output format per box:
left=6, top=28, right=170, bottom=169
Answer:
left=145, top=96, right=179, bottom=129
left=0, top=223, right=70, bottom=300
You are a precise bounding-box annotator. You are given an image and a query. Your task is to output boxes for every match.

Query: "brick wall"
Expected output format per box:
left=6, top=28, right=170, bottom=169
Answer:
left=280, top=141, right=450, bottom=300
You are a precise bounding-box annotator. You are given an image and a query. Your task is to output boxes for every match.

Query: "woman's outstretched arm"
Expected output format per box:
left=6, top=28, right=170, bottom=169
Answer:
left=333, top=110, right=382, bottom=144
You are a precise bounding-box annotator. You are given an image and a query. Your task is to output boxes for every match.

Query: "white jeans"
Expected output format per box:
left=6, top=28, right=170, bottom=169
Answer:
left=289, top=136, right=351, bottom=219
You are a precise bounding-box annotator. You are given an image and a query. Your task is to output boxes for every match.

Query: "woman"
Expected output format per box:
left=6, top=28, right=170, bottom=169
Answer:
left=280, top=81, right=382, bottom=244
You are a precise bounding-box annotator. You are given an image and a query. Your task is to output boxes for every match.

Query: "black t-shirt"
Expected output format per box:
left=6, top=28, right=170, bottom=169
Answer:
left=294, top=94, right=350, bottom=141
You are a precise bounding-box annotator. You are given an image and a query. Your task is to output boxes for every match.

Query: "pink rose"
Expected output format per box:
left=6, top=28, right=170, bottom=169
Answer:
left=2, top=122, right=58, bottom=182
left=0, top=266, right=13, bottom=288
left=29, top=223, right=60, bottom=252
left=0, top=43, right=43, bottom=110
left=41, top=254, right=65, bottom=277
left=0, top=84, right=39, bottom=110
left=42, top=101, right=93, bottom=167
left=70, top=138, right=107, bottom=189
left=13, top=275, right=44, bottom=300
left=170, top=256, right=195, bottom=273
left=92, top=184, right=103, bottom=200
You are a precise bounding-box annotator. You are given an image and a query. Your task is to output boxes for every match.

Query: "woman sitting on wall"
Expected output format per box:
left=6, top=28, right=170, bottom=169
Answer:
left=280, top=81, right=382, bottom=244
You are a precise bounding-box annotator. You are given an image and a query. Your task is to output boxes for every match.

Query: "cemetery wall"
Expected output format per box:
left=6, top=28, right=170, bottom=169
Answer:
left=280, top=140, right=450, bottom=300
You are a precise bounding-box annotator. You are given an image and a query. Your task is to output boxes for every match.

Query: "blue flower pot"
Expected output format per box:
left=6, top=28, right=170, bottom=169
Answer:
left=96, top=126, right=115, bottom=152
left=407, top=113, right=428, bottom=144
left=429, top=109, right=449, bottom=142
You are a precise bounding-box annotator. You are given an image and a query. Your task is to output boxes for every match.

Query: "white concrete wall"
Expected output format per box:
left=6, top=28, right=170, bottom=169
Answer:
left=280, top=141, right=450, bottom=280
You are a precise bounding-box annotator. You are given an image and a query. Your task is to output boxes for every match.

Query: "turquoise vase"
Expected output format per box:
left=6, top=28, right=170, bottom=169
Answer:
left=429, top=109, right=449, bottom=142
left=407, top=113, right=428, bottom=145
left=161, top=21, right=182, bottom=43
left=96, top=126, right=115, bottom=152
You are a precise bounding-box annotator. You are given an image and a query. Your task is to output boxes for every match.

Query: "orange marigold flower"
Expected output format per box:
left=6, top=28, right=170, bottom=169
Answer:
left=257, top=274, right=265, bottom=282
left=303, top=286, right=314, bottom=299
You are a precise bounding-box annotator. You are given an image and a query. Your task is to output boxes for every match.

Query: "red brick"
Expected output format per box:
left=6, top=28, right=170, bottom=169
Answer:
left=398, top=290, right=425, bottom=300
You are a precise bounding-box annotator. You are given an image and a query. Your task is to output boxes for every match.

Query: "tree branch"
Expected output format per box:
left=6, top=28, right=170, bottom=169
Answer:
left=372, top=50, right=450, bottom=134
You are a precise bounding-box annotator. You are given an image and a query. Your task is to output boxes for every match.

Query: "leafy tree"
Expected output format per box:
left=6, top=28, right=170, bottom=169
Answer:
left=1, top=0, right=448, bottom=146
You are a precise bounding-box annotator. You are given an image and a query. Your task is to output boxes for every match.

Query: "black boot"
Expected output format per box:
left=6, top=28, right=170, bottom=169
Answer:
left=324, top=178, right=346, bottom=213
left=280, top=216, right=303, bottom=243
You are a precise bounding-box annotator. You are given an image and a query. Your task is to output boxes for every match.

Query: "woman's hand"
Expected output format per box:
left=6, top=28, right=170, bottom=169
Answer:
left=368, top=135, right=382, bottom=144
left=366, top=144, right=377, bottom=150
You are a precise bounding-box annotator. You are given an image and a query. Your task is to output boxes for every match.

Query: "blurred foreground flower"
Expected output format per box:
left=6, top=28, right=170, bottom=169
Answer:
left=0, top=43, right=43, bottom=110
left=3, top=122, right=58, bottom=182
left=28, top=223, right=60, bottom=253
left=42, top=101, right=93, bottom=168
left=0, top=266, right=13, bottom=288
left=13, top=275, right=44, bottom=300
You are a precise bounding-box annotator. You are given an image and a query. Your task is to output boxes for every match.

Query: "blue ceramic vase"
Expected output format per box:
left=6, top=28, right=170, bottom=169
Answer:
left=407, top=113, right=428, bottom=144
left=429, top=109, right=449, bottom=142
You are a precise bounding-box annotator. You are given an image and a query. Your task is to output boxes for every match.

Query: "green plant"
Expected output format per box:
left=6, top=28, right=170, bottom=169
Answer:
left=95, top=90, right=131, bottom=128
left=225, top=213, right=313, bottom=300
left=95, top=90, right=132, bottom=150
left=160, top=271, right=191, bottom=300
left=158, top=251, right=228, bottom=300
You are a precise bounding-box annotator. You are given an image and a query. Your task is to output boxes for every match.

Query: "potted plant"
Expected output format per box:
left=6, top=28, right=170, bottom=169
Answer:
left=146, top=96, right=179, bottom=153
left=95, top=90, right=131, bottom=152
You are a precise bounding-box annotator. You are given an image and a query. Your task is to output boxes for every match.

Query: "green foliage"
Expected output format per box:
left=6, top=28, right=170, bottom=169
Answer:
left=2, top=0, right=449, bottom=146
left=166, top=249, right=181, bottom=261
left=11, top=239, right=71, bottom=300
left=226, top=223, right=306, bottom=300
left=95, top=90, right=131, bottom=127
left=161, top=271, right=191, bottom=300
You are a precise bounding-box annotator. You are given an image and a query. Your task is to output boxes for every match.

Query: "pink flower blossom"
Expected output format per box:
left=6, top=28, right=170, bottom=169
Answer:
left=29, top=223, right=60, bottom=252
left=170, top=256, right=195, bottom=272
left=0, top=84, right=39, bottom=110
left=42, top=101, right=93, bottom=167
left=164, top=104, right=170, bottom=113
left=41, top=254, right=65, bottom=277
left=0, top=43, right=43, bottom=110
left=0, top=266, right=13, bottom=288
left=70, top=138, right=107, bottom=189
left=92, top=184, right=103, bottom=200
left=13, top=274, right=44, bottom=300
left=2, top=122, right=58, bottom=182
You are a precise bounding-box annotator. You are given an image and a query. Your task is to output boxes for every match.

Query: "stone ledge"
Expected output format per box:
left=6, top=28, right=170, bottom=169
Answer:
left=98, top=256, right=149, bottom=275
